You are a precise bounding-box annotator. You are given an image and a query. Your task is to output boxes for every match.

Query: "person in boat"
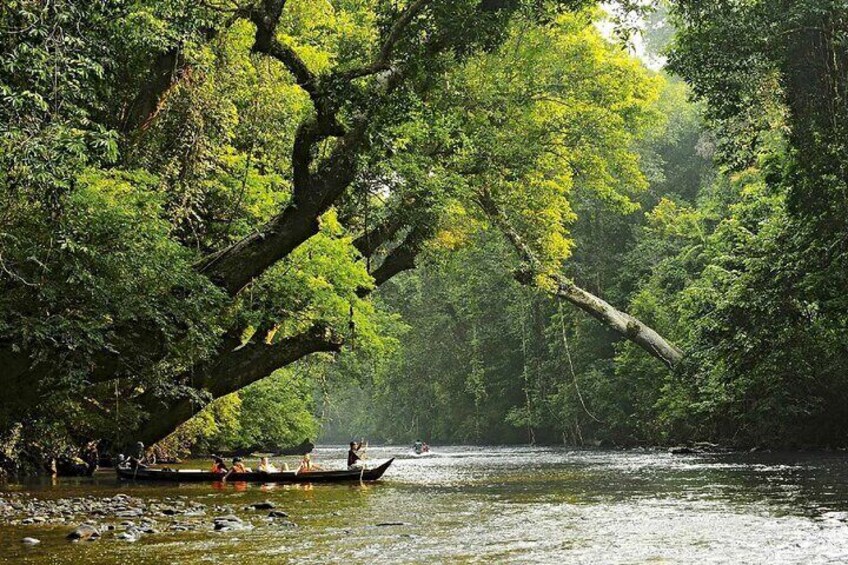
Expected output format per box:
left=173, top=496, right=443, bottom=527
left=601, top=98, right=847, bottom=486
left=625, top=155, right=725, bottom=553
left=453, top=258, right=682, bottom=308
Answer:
left=211, top=456, right=229, bottom=474
left=257, top=456, right=278, bottom=473
left=83, top=441, right=99, bottom=475
left=298, top=453, right=322, bottom=473
left=348, top=441, right=365, bottom=470
left=231, top=457, right=250, bottom=473
left=413, top=439, right=423, bottom=454
left=422, top=442, right=430, bottom=453
left=121, top=453, right=148, bottom=470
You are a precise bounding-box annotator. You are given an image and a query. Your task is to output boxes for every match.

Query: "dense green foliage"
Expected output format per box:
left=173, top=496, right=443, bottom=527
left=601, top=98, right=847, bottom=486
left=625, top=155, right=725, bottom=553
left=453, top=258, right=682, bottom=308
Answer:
left=322, top=1, right=848, bottom=448
left=1, top=0, right=617, bottom=465
left=2, top=0, right=847, bottom=470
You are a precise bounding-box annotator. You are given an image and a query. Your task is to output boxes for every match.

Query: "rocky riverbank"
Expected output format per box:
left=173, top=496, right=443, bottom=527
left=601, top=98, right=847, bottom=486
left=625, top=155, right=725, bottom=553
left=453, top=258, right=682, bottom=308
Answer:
left=0, top=492, right=297, bottom=545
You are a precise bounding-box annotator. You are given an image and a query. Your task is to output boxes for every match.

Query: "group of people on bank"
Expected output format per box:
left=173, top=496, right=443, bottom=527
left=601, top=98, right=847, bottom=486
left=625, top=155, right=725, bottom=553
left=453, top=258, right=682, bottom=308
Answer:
left=210, top=441, right=367, bottom=475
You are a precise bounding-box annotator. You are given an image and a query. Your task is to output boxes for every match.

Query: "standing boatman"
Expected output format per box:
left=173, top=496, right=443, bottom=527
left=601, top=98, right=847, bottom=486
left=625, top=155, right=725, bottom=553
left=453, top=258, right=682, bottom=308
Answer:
left=347, top=441, right=365, bottom=470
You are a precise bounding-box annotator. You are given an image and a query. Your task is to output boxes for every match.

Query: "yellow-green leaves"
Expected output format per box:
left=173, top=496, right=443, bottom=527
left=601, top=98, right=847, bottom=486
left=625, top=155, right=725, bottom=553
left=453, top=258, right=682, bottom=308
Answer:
left=237, top=208, right=376, bottom=349
left=439, top=11, right=662, bottom=274
left=279, top=0, right=378, bottom=75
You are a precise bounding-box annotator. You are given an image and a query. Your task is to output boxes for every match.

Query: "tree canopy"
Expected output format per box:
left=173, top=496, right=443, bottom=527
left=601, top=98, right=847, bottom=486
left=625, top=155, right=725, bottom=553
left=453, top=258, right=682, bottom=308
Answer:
left=2, top=0, right=847, bottom=469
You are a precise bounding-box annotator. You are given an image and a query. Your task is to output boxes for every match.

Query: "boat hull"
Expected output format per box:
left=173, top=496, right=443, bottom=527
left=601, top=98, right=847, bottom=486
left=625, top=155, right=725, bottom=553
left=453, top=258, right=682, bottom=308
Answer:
left=116, top=458, right=394, bottom=484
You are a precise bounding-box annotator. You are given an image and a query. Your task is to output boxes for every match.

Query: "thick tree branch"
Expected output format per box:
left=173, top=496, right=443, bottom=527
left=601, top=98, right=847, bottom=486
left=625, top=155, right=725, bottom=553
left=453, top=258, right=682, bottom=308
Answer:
left=140, top=217, right=428, bottom=444
left=122, top=47, right=183, bottom=134
left=477, top=189, right=684, bottom=368
left=122, top=14, right=243, bottom=136
left=365, top=225, right=428, bottom=291
left=135, top=322, right=343, bottom=444
left=196, top=121, right=368, bottom=295
left=256, top=38, right=319, bottom=101
left=352, top=211, right=407, bottom=257
left=195, top=0, right=442, bottom=296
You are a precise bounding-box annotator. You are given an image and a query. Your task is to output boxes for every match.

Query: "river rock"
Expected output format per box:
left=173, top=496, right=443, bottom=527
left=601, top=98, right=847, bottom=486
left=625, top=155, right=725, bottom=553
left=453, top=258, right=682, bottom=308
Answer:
left=247, top=501, right=275, bottom=510
left=214, top=515, right=252, bottom=532
left=67, top=524, right=100, bottom=541
left=116, top=508, right=143, bottom=518
left=268, top=510, right=289, bottom=518
left=116, top=528, right=142, bottom=542
left=214, top=514, right=242, bottom=524
left=22, top=537, right=40, bottom=545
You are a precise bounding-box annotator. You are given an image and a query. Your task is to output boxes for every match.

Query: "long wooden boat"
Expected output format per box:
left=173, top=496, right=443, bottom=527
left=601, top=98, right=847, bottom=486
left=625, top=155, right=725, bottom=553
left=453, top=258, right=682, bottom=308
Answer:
left=116, top=458, right=394, bottom=484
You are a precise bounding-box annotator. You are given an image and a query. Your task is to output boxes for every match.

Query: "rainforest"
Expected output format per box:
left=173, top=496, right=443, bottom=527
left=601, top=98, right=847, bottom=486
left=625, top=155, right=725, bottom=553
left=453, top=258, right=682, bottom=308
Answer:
left=2, top=0, right=848, bottom=470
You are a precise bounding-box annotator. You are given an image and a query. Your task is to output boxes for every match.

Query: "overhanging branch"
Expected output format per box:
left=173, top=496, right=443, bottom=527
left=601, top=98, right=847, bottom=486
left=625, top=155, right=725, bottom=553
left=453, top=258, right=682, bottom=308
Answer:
left=135, top=322, right=343, bottom=444
left=142, top=220, right=427, bottom=444
left=477, top=189, right=684, bottom=368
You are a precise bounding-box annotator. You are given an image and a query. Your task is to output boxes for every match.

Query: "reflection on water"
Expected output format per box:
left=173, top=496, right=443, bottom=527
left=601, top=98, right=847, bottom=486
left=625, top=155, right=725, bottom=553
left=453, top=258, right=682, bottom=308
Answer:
left=2, top=446, right=848, bottom=563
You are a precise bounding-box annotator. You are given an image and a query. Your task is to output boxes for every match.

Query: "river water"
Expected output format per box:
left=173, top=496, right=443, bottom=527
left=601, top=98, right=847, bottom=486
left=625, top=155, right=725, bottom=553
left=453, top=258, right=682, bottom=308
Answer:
left=2, top=445, right=848, bottom=563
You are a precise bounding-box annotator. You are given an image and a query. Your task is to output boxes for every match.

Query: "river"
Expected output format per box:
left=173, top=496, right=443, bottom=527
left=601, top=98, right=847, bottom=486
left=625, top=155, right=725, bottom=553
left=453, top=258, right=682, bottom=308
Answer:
left=2, top=446, right=848, bottom=563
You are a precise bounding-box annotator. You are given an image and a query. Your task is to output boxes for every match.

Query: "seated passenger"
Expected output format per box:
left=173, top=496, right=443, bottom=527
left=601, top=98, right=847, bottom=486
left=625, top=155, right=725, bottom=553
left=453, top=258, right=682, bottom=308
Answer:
left=298, top=453, right=322, bottom=473
left=211, top=456, right=228, bottom=474
left=231, top=457, right=250, bottom=473
left=257, top=456, right=278, bottom=473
